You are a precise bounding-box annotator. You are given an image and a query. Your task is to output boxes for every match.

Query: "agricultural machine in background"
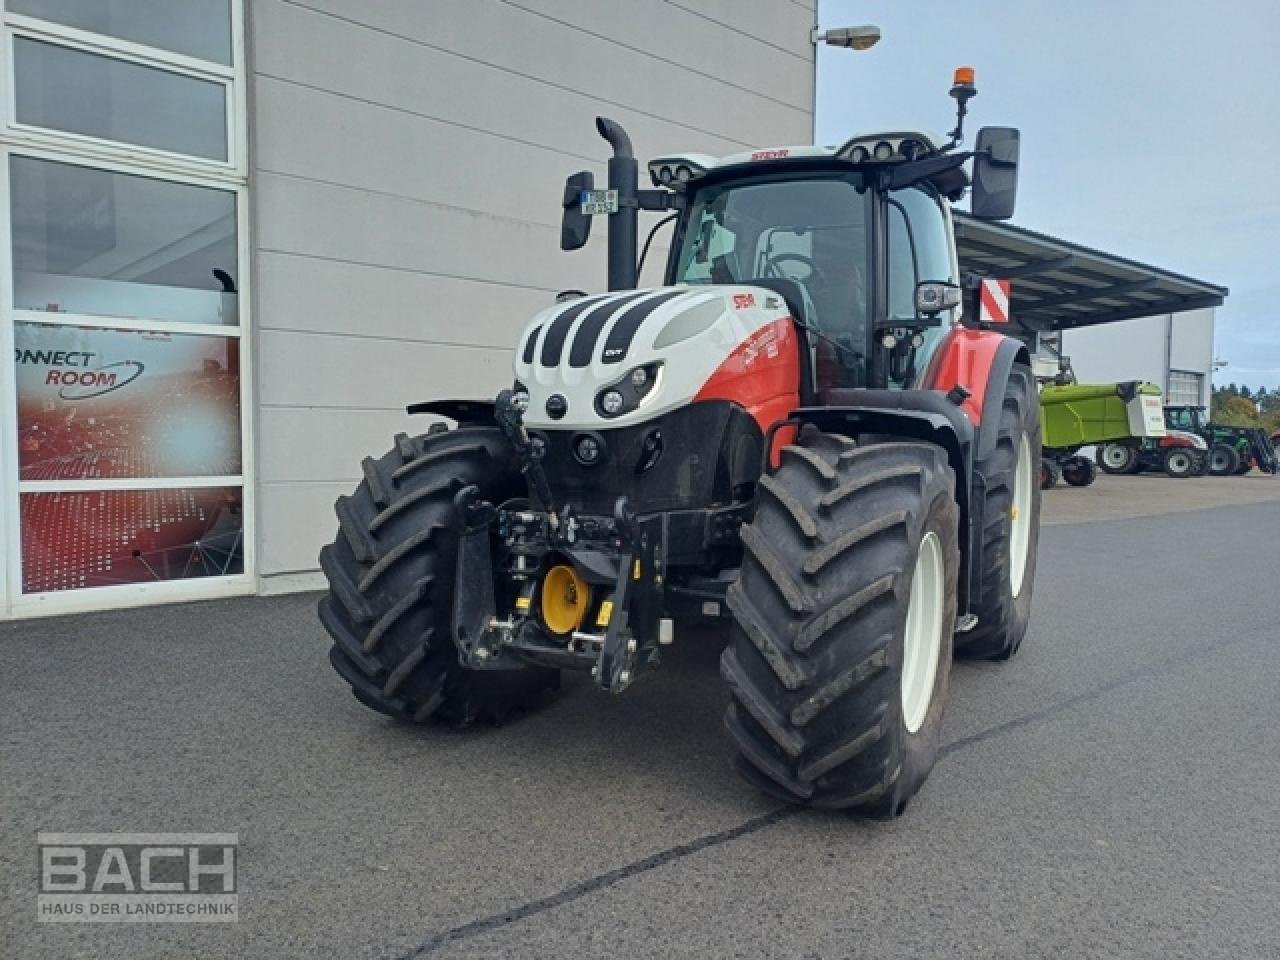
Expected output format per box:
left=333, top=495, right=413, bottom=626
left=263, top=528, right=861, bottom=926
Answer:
left=318, top=70, right=1041, bottom=816
left=1098, top=429, right=1208, bottom=478
left=1037, top=379, right=1165, bottom=488
left=1163, top=405, right=1278, bottom=476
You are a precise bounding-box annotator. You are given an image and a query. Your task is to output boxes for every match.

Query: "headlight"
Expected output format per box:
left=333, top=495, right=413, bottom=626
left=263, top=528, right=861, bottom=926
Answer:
left=573, top=433, right=605, bottom=466
left=600, top=390, right=625, bottom=415
left=595, top=363, right=661, bottom=418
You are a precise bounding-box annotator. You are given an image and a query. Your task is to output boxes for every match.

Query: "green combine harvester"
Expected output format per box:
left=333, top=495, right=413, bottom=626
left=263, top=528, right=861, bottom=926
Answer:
left=1038, top=381, right=1166, bottom=488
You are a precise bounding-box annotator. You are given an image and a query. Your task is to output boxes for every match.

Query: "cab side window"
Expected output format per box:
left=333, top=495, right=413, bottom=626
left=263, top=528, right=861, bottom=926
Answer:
left=886, top=186, right=954, bottom=386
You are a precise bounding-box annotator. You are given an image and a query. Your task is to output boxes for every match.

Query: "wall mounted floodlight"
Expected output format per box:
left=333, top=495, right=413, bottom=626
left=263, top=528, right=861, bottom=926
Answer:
left=812, top=24, right=881, bottom=51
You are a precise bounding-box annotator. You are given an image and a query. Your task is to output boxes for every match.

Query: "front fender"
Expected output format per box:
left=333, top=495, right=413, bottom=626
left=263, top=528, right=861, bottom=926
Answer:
left=406, top=399, right=496, bottom=425
left=791, top=392, right=981, bottom=615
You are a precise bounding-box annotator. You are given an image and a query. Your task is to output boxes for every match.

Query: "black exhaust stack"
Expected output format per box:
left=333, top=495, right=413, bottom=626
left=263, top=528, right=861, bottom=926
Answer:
left=596, top=117, right=638, bottom=291
left=560, top=118, right=683, bottom=291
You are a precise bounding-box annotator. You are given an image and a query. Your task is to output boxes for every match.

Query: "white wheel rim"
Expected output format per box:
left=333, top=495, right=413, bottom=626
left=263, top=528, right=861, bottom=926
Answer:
left=1009, top=433, right=1033, bottom=599
left=901, top=531, right=945, bottom=735
left=1103, top=445, right=1127, bottom=468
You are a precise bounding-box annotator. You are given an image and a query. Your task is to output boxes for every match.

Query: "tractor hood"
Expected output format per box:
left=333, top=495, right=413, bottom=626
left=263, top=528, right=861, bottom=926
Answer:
left=513, top=285, right=794, bottom=430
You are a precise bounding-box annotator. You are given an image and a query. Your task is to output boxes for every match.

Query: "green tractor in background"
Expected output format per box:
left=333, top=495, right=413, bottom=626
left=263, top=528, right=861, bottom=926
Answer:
left=1163, top=405, right=1279, bottom=476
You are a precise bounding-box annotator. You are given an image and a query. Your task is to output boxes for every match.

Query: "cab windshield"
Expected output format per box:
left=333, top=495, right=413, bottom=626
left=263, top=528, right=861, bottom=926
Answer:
left=671, top=174, right=956, bottom=390
left=672, top=175, right=870, bottom=350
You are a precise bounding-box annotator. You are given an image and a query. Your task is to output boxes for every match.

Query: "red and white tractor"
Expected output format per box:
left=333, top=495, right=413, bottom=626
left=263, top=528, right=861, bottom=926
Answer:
left=319, top=70, right=1041, bottom=816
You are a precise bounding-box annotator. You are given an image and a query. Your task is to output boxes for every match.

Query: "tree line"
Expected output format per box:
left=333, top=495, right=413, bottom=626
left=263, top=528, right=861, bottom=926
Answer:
left=1211, top=383, right=1280, bottom=433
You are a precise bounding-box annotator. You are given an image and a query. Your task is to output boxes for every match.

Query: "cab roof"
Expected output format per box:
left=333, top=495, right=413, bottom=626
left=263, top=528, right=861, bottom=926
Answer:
left=647, top=131, right=947, bottom=190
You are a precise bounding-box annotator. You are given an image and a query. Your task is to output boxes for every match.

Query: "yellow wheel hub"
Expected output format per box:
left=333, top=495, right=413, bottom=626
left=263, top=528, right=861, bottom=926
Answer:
left=540, top=564, right=591, bottom=635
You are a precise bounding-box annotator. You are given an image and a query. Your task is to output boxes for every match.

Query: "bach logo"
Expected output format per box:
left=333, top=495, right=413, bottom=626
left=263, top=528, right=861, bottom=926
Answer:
left=37, top=833, right=238, bottom=923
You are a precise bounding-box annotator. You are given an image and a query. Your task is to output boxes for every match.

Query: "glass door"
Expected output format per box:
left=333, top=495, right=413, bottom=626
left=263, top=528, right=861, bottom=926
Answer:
left=1, top=0, right=250, bottom=618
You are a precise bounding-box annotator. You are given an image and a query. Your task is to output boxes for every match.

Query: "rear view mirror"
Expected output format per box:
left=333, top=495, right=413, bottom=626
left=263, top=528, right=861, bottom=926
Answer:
left=916, top=281, right=963, bottom=315
left=971, top=127, right=1019, bottom=220
left=560, top=171, right=594, bottom=250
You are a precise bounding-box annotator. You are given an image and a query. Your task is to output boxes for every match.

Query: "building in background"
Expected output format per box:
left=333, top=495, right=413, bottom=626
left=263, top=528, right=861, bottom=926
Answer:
left=0, top=0, right=817, bottom=618
left=1058, top=309, right=1215, bottom=408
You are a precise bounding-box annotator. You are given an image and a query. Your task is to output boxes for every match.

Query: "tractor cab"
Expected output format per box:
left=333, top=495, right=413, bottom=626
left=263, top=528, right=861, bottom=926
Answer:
left=561, top=69, right=1020, bottom=398
left=661, top=143, right=960, bottom=394
left=1164, top=405, right=1208, bottom=432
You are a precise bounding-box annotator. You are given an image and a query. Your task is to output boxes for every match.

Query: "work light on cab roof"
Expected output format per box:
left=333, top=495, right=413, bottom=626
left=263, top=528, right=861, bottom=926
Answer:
left=648, top=66, right=990, bottom=190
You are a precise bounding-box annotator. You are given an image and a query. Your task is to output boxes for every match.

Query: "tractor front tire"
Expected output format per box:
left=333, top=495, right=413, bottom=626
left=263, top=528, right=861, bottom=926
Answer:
left=1099, top=443, right=1139, bottom=475
left=1162, top=447, right=1197, bottom=479
left=722, top=431, right=959, bottom=816
left=1208, top=443, right=1240, bottom=476
left=954, top=363, right=1041, bottom=661
left=1061, top=456, right=1097, bottom=487
left=318, top=426, right=559, bottom=726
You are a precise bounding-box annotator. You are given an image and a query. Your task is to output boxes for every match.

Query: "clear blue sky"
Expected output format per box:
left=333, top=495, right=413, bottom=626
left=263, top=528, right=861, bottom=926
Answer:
left=815, top=0, right=1280, bottom=389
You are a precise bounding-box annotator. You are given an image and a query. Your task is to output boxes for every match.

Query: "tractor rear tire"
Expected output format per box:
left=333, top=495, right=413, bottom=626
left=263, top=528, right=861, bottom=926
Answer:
left=954, top=363, right=1041, bottom=661
left=1099, top=443, right=1138, bottom=475
left=1208, top=443, right=1240, bottom=476
left=1061, top=456, right=1097, bottom=487
left=1162, top=447, right=1196, bottom=478
left=318, top=426, right=559, bottom=726
left=1040, top=458, right=1060, bottom=490
left=722, top=431, right=958, bottom=816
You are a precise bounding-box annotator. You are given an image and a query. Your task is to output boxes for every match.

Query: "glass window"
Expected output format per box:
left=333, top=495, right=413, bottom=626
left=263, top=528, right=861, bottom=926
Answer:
left=1167, top=371, right=1204, bottom=408
left=14, top=38, right=228, bottom=161
left=9, top=156, right=239, bottom=324
left=887, top=186, right=954, bottom=387
left=674, top=176, right=869, bottom=344
left=15, top=323, right=241, bottom=479
left=20, top=486, right=243, bottom=593
left=7, top=0, right=232, bottom=65
left=887, top=186, right=953, bottom=322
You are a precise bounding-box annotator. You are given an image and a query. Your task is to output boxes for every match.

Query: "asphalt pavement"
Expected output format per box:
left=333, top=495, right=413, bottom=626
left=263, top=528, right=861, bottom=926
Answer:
left=3, top=489, right=1279, bottom=959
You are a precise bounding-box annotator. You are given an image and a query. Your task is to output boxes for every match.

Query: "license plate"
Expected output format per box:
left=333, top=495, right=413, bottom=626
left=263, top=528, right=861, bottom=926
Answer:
left=580, top=189, right=618, bottom=215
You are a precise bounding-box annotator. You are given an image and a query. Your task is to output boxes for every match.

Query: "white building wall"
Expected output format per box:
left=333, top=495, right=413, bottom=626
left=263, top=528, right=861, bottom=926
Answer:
left=245, top=0, right=817, bottom=587
left=1168, top=308, right=1215, bottom=385
left=1061, top=308, right=1214, bottom=408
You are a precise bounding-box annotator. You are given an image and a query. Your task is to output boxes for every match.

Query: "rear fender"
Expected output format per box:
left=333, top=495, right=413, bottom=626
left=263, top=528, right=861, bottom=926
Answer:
left=922, top=328, right=1030, bottom=460
left=922, top=332, right=1033, bottom=617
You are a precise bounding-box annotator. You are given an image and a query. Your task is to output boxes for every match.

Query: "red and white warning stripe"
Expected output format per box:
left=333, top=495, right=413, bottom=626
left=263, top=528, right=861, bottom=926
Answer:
left=979, top=278, right=1011, bottom=324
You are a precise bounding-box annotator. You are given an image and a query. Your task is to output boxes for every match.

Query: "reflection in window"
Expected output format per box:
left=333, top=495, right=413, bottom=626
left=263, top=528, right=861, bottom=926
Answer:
left=887, top=187, right=953, bottom=387
left=9, top=156, right=238, bottom=324
left=8, top=0, right=233, bottom=65
left=674, top=177, right=870, bottom=343
left=15, top=323, right=242, bottom=480
left=20, top=486, right=244, bottom=593
left=15, top=38, right=228, bottom=161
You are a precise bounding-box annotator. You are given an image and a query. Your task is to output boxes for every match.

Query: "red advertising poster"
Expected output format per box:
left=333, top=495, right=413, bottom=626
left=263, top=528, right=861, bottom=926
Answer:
left=15, top=322, right=241, bottom=480
left=21, top=487, right=244, bottom=594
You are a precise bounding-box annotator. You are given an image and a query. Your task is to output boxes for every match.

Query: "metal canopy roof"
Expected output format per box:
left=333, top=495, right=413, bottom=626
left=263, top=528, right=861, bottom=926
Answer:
left=952, top=212, right=1228, bottom=333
